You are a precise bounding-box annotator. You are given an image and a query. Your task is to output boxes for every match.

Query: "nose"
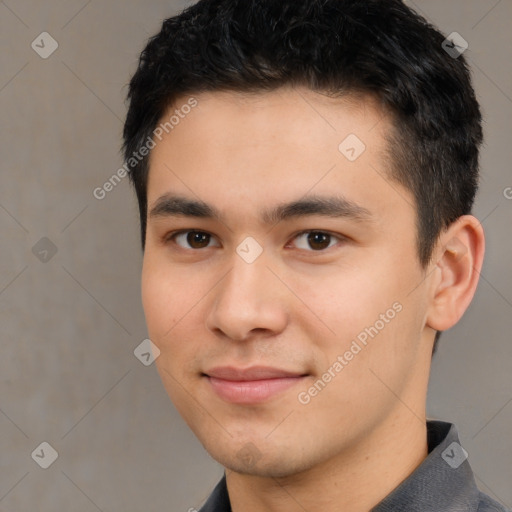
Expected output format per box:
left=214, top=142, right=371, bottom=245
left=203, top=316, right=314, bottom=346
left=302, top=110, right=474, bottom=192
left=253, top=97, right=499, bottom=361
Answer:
left=205, top=249, right=289, bottom=342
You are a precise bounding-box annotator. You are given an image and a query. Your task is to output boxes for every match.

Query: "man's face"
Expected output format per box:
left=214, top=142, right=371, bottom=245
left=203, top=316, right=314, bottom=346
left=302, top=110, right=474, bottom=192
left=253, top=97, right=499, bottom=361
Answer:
left=142, top=87, right=434, bottom=477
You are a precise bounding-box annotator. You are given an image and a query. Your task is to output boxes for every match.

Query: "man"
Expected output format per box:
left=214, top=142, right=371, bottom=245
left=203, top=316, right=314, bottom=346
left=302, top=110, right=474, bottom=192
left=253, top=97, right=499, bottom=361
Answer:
left=122, top=0, right=508, bottom=510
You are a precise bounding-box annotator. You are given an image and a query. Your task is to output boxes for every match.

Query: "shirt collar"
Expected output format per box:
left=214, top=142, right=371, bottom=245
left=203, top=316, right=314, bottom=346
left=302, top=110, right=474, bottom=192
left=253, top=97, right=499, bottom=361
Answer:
left=199, top=420, right=481, bottom=512
left=371, top=420, right=480, bottom=511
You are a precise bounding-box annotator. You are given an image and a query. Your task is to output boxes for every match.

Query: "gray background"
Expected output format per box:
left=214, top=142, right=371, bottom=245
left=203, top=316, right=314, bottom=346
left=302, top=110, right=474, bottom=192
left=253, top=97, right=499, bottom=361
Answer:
left=0, top=0, right=510, bottom=510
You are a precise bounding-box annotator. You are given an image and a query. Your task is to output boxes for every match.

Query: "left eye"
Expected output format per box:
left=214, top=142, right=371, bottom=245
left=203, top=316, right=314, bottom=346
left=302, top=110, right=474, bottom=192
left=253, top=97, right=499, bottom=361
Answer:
left=290, top=231, right=342, bottom=251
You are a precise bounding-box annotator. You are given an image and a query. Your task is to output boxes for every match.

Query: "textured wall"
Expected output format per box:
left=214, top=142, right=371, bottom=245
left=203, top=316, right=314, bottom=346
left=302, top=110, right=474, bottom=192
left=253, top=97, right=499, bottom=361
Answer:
left=0, top=1, right=510, bottom=510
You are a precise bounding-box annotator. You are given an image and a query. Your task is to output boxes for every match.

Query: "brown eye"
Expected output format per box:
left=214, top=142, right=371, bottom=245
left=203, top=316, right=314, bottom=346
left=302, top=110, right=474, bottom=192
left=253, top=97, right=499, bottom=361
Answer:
left=307, top=232, right=331, bottom=250
left=171, top=230, right=219, bottom=249
left=292, top=231, right=341, bottom=251
left=187, top=231, right=210, bottom=248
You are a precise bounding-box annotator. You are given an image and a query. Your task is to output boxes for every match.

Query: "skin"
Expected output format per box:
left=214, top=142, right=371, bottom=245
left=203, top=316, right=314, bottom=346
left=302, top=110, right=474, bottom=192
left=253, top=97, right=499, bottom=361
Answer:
left=141, top=86, right=485, bottom=512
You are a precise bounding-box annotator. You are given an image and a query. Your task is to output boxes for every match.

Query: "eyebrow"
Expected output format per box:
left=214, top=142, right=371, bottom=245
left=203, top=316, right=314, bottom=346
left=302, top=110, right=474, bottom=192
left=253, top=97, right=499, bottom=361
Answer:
left=148, top=193, right=373, bottom=225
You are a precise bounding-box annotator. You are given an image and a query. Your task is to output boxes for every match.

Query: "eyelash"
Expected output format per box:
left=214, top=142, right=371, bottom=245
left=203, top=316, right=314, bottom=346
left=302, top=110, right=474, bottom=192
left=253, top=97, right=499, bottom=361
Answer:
left=164, top=229, right=346, bottom=253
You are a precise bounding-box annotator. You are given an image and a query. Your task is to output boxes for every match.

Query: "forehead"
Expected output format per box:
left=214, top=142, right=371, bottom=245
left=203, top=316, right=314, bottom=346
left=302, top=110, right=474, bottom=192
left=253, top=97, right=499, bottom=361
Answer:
left=145, top=86, right=413, bottom=228
left=172, top=86, right=389, bottom=142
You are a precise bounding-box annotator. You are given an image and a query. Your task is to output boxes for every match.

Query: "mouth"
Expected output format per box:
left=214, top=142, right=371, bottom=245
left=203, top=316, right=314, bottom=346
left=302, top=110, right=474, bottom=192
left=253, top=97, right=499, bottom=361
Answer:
left=202, top=366, right=309, bottom=404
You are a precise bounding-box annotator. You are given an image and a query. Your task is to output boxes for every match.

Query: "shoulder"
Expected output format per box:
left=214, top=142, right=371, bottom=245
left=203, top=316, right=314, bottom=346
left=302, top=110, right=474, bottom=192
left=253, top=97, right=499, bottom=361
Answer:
left=477, top=491, right=511, bottom=512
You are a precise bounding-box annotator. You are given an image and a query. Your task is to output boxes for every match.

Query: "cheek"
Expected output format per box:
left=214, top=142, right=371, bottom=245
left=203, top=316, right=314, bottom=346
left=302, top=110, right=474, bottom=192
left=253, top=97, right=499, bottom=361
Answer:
left=141, top=255, right=184, bottom=341
left=306, top=258, right=423, bottom=370
left=141, top=256, right=208, bottom=370
left=297, top=265, right=394, bottom=336
left=141, top=263, right=164, bottom=336
left=142, top=262, right=199, bottom=405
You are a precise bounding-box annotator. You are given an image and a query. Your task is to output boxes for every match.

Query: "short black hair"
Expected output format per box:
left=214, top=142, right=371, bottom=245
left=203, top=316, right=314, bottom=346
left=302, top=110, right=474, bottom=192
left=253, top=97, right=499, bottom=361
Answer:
left=123, top=0, right=483, bottom=354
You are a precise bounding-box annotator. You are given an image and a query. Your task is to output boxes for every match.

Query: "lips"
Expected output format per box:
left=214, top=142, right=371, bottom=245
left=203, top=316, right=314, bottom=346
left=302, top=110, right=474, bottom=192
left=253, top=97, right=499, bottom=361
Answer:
left=205, top=366, right=305, bottom=381
left=203, top=366, right=307, bottom=404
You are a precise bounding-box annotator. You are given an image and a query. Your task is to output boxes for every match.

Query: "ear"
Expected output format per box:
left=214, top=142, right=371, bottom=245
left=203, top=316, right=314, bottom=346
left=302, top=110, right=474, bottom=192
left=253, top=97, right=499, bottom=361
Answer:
left=426, top=215, right=485, bottom=332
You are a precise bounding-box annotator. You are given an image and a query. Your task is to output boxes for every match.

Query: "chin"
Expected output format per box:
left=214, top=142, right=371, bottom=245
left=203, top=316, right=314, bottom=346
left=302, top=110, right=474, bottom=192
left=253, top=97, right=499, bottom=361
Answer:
left=203, top=439, right=315, bottom=479
left=222, top=456, right=304, bottom=478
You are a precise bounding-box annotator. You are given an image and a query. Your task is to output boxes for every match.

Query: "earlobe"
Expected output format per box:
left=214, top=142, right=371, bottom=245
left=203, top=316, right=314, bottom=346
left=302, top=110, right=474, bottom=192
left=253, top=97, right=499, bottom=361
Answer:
left=426, top=215, right=485, bottom=332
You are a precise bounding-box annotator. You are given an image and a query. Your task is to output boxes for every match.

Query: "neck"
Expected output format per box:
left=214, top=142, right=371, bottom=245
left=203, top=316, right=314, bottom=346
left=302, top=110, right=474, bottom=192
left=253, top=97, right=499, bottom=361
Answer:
left=226, top=411, right=428, bottom=512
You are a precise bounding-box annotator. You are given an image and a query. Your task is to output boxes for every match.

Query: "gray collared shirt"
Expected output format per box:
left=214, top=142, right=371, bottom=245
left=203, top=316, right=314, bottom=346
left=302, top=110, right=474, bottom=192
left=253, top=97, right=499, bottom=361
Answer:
left=198, top=420, right=510, bottom=511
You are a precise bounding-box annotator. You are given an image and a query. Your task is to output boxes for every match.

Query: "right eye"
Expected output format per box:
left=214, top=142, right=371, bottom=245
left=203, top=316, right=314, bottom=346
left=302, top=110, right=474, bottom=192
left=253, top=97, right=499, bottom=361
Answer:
left=165, top=230, right=221, bottom=250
